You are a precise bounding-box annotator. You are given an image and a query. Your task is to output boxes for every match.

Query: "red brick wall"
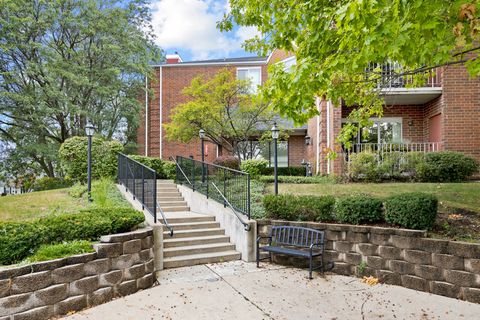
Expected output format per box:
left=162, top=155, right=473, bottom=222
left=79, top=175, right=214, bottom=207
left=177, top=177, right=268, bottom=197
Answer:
left=268, top=49, right=295, bottom=64
left=288, top=136, right=306, bottom=166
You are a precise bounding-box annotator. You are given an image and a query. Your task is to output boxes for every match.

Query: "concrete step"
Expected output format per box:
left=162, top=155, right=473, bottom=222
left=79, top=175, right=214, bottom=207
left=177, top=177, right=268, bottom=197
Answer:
left=156, top=192, right=182, bottom=197
left=162, top=221, right=220, bottom=231
left=160, top=215, right=215, bottom=224
left=163, top=250, right=240, bottom=268
left=164, top=228, right=225, bottom=239
left=160, top=206, right=190, bottom=212
left=157, top=187, right=178, bottom=192
left=157, top=180, right=175, bottom=184
left=163, top=243, right=236, bottom=258
left=158, top=201, right=187, bottom=207
left=164, top=235, right=230, bottom=248
left=157, top=196, right=184, bottom=201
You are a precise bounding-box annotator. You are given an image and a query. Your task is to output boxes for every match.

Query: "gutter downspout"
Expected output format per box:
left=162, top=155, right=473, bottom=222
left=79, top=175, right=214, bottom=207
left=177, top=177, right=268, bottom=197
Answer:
left=159, top=66, right=163, bottom=159
left=315, top=97, right=320, bottom=174
left=326, top=100, right=331, bottom=175
left=145, top=75, right=148, bottom=156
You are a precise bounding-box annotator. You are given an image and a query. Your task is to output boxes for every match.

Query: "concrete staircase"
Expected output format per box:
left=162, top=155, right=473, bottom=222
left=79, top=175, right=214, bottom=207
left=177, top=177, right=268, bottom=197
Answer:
left=157, top=180, right=241, bottom=268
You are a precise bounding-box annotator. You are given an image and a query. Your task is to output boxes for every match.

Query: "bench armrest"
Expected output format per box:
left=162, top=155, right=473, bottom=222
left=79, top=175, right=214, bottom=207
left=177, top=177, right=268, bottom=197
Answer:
left=256, top=235, right=272, bottom=244
left=309, top=241, right=324, bottom=252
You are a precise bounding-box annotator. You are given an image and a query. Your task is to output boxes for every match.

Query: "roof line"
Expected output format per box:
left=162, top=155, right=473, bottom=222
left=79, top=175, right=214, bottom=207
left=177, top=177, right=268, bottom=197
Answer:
left=151, top=60, right=268, bottom=67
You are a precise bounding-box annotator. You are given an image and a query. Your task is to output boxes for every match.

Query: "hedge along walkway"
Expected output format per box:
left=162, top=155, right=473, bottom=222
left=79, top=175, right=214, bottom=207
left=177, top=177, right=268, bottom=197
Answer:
left=270, top=182, right=480, bottom=213
left=65, top=261, right=480, bottom=320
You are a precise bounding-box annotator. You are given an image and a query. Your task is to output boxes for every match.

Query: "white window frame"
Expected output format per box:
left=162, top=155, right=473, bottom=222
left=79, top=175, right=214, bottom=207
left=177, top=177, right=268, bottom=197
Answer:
left=341, top=117, right=403, bottom=144
left=278, top=56, right=297, bottom=72
left=236, top=67, right=262, bottom=92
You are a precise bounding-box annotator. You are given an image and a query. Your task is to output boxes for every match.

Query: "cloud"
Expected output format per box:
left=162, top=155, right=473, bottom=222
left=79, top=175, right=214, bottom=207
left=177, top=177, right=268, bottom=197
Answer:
left=150, top=0, right=260, bottom=60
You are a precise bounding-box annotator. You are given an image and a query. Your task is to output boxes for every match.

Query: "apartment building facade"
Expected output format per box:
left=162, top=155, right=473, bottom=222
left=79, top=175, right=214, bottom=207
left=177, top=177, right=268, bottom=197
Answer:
left=138, top=50, right=480, bottom=175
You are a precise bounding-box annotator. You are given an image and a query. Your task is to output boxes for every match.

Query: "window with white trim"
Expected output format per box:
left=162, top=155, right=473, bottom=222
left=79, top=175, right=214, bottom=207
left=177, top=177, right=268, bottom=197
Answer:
left=237, top=67, right=261, bottom=92
left=342, top=118, right=403, bottom=144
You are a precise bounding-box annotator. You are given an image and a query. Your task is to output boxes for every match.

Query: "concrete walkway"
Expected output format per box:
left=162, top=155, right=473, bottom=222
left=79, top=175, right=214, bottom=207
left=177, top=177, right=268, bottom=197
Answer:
left=66, top=261, right=480, bottom=320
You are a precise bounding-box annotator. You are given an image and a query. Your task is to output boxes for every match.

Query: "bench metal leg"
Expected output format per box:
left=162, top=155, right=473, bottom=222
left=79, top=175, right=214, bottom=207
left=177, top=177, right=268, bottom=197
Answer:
left=309, top=254, right=313, bottom=279
left=256, top=242, right=260, bottom=268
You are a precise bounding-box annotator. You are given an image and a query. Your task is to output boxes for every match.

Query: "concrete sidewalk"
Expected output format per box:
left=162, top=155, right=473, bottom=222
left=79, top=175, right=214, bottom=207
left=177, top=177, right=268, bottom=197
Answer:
left=65, top=261, right=480, bottom=320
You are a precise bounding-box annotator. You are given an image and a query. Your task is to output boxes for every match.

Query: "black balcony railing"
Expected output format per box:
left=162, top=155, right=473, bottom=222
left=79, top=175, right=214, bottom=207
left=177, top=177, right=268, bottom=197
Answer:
left=173, top=156, right=251, bottom=220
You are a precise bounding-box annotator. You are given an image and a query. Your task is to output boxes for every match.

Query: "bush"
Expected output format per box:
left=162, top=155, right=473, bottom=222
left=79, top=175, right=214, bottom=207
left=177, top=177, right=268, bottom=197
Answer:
left=240, top=159, right=268, bottom=177
left=0, top=207, right=144, bottom=265
left=250, top=180, right=266, bottom=219
left=334, top=195, right=383, bottom=224
left=416, top=151, right=479, bottom=182
left=260, top=166, right=307, bottom=176
left=348, top=152, right=381, bottom=182
left=258, top=175, right=335, bottom=184
left=68, top=183, right=88, bottom=198
left=263, top=194, right=335, bottom=222
left=25, top=240, right=94, bottom=263
left=33, top=177, right=73, bottom=191
left=0, top=222, right=44, bottom=265
left=129, top=155, right=164, bottom=176
left=213, top=156, right=240, bottom=170
left=163, top=161, right=177, bottom=179
left=59, top=136, right=124, bottom=183
left=385, top=193, right=438, bottom=230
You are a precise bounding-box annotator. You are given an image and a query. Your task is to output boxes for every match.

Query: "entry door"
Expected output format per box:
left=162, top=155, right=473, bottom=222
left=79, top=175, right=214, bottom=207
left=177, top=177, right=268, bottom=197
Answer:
left=429, top=114, right=442, bottom=142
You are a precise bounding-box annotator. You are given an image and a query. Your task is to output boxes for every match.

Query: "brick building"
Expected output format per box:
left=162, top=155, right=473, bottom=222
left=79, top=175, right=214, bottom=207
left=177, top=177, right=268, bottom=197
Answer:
left=138, top=50, right=480, bottom=175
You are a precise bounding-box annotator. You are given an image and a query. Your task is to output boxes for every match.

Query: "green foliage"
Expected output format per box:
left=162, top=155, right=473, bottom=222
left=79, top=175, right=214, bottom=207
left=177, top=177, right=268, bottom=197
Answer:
left=260, top=166, right=306, bottom=176
left=128, top=155, right=177, bottom=179
left=258, top=175, right=336, bottom=184
left=416, top=152, right=479, bottom=182
left=334, top=195, right=383, bottom=225
left=162, top=161, right=177, bottom=180
left=68, top=183, right=88, bottom=198
left=0, top=0, right=161, bottom=177
left=25, top=241, right=94, bottom=263
left=164, top=69, right=276, bottom=158
left=59, top=137, right=123, bottom=183
left=250, top=179, right=266, bottom=219
left=240, top=159, right=268, bottom=177
left=221, top=1, right=480, bottom=146
left=263, top=194, right=335, bottom=222
left=0, top=207, right=144, bottom=265
left=385, top=193, right=438, bottom=230
left=91, top=179, right=129, bottom=208
left=348, top=152, right=381, bottom=182
left=32, top=177, right=73, bottom=191
left=213, top=156, right=241, bottom=170
left=0, top=222, right=44, bottom=265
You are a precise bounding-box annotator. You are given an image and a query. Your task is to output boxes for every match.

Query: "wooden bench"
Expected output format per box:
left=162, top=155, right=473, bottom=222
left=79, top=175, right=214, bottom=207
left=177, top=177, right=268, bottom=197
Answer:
left=256, top=226, right=327, bottom=279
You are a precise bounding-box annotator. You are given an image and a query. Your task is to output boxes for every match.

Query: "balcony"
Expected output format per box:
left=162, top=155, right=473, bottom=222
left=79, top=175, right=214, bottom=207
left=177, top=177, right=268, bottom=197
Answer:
left=367, top=62, right=442, bottom=105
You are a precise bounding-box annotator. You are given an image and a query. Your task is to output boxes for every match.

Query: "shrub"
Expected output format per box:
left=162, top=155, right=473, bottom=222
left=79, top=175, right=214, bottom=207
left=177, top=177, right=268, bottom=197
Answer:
left=385, top=193, right=438, bottom=230
left=260, top=166, right=307, bottom=176
left=26, top=240, right=94, bottom=263
left=129, top=155, right=164, bottom=176
left=263, top=194, right=335, bottom=222
left=416, top=151, right=479, bottom=182
left=250, top=180, right=266, bottom=219
left=0, top=222, right=44, bottom=265
left=33, top=177, right=73, bottom=191
left=0, top=207, right=144, bottom=265
left=334, top=195, right=383, bottom=224
left=163, top=161, right=177, bottom=179
left=68, top=183, right=88, bottom=198
left=348, top=152, right=381, bottom=182
left=240, top=159, right=268, bottom=177
left=59, top=136, right=124, bottom=183
left=213, top=156, right=240, bottom=170
left=258, top=175, right=335, bottom=184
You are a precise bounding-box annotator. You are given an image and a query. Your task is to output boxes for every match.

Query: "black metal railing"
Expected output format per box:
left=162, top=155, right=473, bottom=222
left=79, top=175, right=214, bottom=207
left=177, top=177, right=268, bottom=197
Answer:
left=172, top=156, right=251, bottom=220
left=117, top=153, right=173, bottom=236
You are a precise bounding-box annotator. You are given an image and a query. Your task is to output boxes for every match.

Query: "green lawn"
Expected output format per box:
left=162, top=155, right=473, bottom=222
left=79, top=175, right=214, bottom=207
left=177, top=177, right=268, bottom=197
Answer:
left=267, top=182, right=480, bottom=213
left=0, top=188, right=86, bottom=221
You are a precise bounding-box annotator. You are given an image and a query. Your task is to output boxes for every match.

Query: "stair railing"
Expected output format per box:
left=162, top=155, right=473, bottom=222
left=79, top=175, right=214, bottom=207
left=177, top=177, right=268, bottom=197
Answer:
left=172, top=156, right=251, bottom=231
left=117, top=153, right=173, bottom=236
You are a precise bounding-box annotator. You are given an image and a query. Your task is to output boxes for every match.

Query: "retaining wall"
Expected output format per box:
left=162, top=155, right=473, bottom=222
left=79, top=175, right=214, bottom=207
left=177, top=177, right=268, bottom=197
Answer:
left=0, top=228, right=156, bottom=320
left=257, top=220, right=480, bottom=303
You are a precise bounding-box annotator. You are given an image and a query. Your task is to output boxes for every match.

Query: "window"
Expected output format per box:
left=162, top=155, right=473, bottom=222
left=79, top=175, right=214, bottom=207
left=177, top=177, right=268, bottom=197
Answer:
left=280, top=56, right=296, bottom=73
left=236, top=140, right=288, bottom=167
left=342, top=118, right=402, bottom=144
left=237, top=67, right=261, bottom=92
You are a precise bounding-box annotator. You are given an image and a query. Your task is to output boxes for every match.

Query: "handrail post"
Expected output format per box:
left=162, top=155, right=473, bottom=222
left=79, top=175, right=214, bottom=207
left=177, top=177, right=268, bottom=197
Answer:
left=206, top=164, right=209, bottom=199
left=153, top=171, right=157, bottom=223
left=141, top=166, right=145, bottom=210
left=191, top=157, right=195, bottom=191
left=247, top=174, right=251, bottom=220
left=223, top=168, right=227, bottom=208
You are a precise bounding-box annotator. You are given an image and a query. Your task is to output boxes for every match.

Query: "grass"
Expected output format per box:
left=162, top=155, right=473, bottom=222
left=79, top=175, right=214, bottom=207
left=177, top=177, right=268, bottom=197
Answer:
left=268, top=182, right=480, bottom=213
left=22, top=240, right=94, bottom=263
left=0, top=178, right=128, bottom=222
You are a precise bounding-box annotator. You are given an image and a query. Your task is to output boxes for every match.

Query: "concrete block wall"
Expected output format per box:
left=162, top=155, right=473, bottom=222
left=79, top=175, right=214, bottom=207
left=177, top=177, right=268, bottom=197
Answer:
left=0, top=228, right=156, bottom=320
left=257, top=220, right=480, bottom=303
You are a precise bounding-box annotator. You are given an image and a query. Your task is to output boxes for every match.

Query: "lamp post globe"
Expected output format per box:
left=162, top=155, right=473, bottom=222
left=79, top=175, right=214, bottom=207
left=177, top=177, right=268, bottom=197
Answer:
left=85, top=124, right=95, bottom=202
left=271, top=123, right=279, bottom=195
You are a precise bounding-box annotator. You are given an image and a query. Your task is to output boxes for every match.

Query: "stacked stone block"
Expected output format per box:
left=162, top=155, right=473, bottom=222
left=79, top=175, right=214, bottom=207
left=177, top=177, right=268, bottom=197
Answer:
left=0, top=228, right=155, bottom=320
left=257, top=220, right=480, bottom=303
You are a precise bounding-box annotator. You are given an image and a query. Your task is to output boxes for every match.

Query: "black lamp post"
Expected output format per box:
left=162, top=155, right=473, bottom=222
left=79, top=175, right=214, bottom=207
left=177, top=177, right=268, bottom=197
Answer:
left=271, top=122, right=279, bottom=195
left=199, top=129, right=205, bottom=182
left=85, top=123, right=95, bottom=202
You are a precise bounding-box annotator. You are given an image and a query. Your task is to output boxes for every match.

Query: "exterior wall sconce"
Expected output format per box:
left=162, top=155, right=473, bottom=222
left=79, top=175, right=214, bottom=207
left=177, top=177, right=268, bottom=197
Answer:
left=305, top=135, right=311, bottom=146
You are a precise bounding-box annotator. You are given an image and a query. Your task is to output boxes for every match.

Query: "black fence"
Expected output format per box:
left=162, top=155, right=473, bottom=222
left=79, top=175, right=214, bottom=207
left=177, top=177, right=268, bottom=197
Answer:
left=117, top=153, right=157, bottom=221
left=174, top=156, right=251, bottom=219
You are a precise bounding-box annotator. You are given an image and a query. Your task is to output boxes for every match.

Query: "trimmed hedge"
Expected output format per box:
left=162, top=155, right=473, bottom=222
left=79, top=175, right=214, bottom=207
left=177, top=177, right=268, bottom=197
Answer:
left=260, top=166, right=307, bottom=176
left=240, top=159, right=268, bottom=177
left=0, top=207, right=144, bottom=265
left=258, top=175, right=335, bottom=184
left=417, top=151, right=479, bottom=182
left=385, top=193, right=438, bottom=230
left=334, top=195, right=383, bottom=224
left=128, top=155, right=176, bottom=179
left=213, top=156, right=240, bottom=170
left=263, top=194, right=335, bottom=222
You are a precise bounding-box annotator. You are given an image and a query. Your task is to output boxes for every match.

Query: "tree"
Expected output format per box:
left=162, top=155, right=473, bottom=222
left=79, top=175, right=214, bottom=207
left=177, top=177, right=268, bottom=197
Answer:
left=164, top=69, right=277, bottom=159
left=220, top=0, right=480, bottom=146
left=0, top=0, right=161, bottom=177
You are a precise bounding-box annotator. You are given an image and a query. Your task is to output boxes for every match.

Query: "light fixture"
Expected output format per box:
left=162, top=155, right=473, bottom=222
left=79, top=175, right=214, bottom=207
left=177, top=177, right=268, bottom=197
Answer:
left=85, top=123, right=95, bottom=137
left=305, top=135, right=311, bottom=146
left=271, top=123, right=279, bottom=139
left=199, top=129, right=205, bottom=139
